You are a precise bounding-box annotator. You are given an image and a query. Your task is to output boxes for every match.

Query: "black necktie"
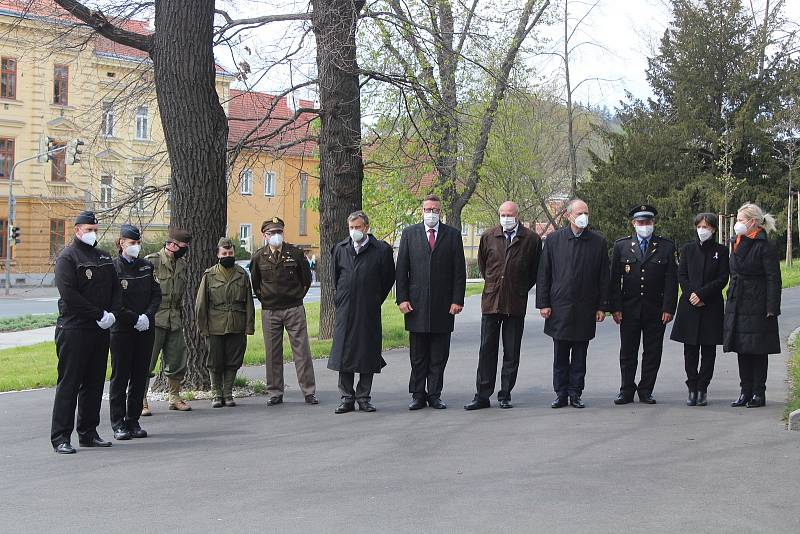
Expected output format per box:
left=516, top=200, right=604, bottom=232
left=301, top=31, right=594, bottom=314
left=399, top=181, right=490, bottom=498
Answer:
left=505, top=230, right=514, bottom=245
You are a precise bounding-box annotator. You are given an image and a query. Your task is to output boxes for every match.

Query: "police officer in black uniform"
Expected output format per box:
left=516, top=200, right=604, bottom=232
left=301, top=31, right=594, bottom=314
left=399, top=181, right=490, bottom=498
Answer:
left=109, top=224, right=161, bottom=441
left=610, top=205, right=678, bottom=405
left=51, top=211, right=121, bottom=454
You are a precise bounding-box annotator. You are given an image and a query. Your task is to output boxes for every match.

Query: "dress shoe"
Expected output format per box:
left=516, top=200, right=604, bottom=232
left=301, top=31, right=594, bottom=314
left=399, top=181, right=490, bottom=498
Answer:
left=224, top=397, right=237, bottom=407
left=696, top=391, right=708, bottom=406
left=169, top=399, right=192, bottom=411
left=113, top=427, right=132, bottom=440
left=357, top=400, right=377, bottom=412
left=305, top=394, right=320, bottom=405
left=141, top=399, right=152, bottom=416
left=266, top=396, right=283, bottom=406
left=551, top=396, right=568, bottom=408
left=127, top=424, right=148, bottom=439
left=408, top=398, right=426, bottom=410
left=746, top=394, right=765, bottom=408
left=464, top=398, right=490, bottom=411
left=54, top=442, right=75, bottom=454
left=499, top=399, right=513, bottom=409
left=614, top=393, right=633, bottom=405
left=569, top=396, right=585, bottom=409
left=687, top=391, right=698, bottom=406
left=334, top=402, right=355, bottom=414
left=211, top=397, right=224, bottom=408
left=639, top=394, right=657, bottom=404
left=428, top=398, right=447, bottom=409
left=731, top=393, right=751, bottom=407
left=79, top=435, right=112, bottom=447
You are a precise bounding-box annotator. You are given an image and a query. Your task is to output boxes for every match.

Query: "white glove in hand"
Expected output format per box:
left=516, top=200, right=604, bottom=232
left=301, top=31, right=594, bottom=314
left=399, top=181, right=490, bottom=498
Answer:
left=96, top=310, right=116, bottom=330
left=134, top=314, right=150, bottom=332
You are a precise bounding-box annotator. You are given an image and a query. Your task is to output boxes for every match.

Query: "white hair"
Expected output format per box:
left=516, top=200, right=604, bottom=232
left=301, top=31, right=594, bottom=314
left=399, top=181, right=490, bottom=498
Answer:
left=738, top=202, right=776, bottom=233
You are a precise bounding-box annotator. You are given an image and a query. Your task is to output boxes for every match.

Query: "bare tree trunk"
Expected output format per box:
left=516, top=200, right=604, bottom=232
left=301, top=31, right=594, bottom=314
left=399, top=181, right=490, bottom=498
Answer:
left=564, top=0, right=578, bottom=197
left=312, top=0, right=365, bottom=339
left=787, top=188, right=793, bottom=266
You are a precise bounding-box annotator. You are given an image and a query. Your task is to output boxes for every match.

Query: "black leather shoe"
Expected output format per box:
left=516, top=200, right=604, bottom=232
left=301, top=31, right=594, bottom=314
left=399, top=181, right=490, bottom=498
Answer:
left=408, top=398, right=426, bottom=410
left=464, top=399, right=490, bottom=411
left=428, top=398, right=447, bottom=409
left=569, top=396, right=585, bottom=409
left=746, top=394, right=765, bottom=408
left=113, top=427, right=132, bottom=441
left=551, top=396, right=568, bottom=408
left=80, top=435, right=112, bottom=447
left=499, top=399, right=513, bottom=409
left=335, top=402, right=355, bottom=414
left=731, top=393, right=750, bottom=407
left=266, top=396, right=283, bottom=406
left=696, top=391, right=707, bottom=406
left=687, top=391, right=698, bottom=406
left=614, top=393, right=634, bottom=405
left=128, top=424, right=147, bottom=439
left=54, top=442, right=75, bottom=454
left=639, top=394, right=657, bottom=404
left=357, top=400, right=377, bottom=412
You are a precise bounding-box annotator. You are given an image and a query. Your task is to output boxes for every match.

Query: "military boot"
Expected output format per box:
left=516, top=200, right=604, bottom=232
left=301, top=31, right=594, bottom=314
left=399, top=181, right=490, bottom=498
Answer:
left=223, top=369, right=238, bottom=407
left=141, top=396, right=151, bottom=417
left=168, top=377, right=192, bottom=411
left=210, top=371, right=224, bottom=408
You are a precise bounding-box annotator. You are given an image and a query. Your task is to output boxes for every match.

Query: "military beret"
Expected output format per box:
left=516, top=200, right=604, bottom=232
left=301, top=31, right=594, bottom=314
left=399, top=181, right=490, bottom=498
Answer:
left=169, top=227, right=192, bottom=244
left=217, top=237, right=234, bottom=249
left=261, top=217, right=285, bottom=233
left=629, top=204, right=658, bottom=220
left=119, top=223, right=141, bottom=240
left=74, top=210, right=98, bottom=225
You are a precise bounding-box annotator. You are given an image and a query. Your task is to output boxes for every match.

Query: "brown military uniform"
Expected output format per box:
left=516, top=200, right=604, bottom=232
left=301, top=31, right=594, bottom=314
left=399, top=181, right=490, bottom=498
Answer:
left=145, top=248, right=189, bottom=379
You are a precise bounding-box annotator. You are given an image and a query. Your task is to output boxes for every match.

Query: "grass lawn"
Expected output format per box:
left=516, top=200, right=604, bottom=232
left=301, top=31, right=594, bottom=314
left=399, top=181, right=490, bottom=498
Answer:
left=0, top=282, right=485, bottom=392
left=0, top=314, right=58, bottom=333
left=787, top=344, right=800, bottom=419
left=782, top=261, right=800, bottom=289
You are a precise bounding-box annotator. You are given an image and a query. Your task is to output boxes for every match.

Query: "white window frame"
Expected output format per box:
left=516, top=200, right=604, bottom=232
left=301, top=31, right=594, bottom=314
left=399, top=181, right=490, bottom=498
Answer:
left=101, top=101, right=115, bottom=137
left=264, top=171, right=276, bottom=197
left=100, top=174, right=113, bottom=209
left=133, top=175, right=145, bottom=212
left=135, top=106, right=149, bottom=140
left=239, top=223, right=251, bottom=242
left=240, top=169, right=253, bottom=195
left=461, top=224, right=469, bottom=236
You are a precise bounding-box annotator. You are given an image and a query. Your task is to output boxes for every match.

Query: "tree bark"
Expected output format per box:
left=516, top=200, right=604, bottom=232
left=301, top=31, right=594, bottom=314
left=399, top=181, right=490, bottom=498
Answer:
left=312, top=0, right=365, bottom=339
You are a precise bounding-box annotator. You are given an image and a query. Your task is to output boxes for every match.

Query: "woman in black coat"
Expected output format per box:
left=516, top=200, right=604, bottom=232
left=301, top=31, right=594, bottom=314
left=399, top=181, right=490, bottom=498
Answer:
left=723, top=203, right=782, bottom=408
left=670, top=213, right=729, bottom=406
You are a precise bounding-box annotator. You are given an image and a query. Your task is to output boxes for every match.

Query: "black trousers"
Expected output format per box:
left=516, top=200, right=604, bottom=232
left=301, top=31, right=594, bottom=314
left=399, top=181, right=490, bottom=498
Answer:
left=338, top=372, right=374, bottom=402
left=109, top=328, right=155, bottom=430
left=684, top=344, right=716, bottom=392
left=619, top=317, right=666, bottom=397
left=50, top=328, right=110, bottom=447
left=552, top=339, right=589, bottom=398
left=475, top=314, right=524, bottom=401
left=409, top=332, right=451, bottom=400
left=737, top=353, right=769, bottom=396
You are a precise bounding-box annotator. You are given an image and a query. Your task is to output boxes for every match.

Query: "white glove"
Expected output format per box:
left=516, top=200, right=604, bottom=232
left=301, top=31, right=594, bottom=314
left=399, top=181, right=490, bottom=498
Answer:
left=134, top=314, right=150, bottom=332
left=96, top=310, right=116, bottom=330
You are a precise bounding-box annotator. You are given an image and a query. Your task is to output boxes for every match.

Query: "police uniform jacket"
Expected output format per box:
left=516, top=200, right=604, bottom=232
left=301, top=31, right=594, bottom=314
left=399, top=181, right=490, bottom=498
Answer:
left=249, top=242, right=312, bottom=310
left=55, top=237, right=121, bottom=329
left=195, top=263, right=255, bottom=336
left=145, top=248, right=188, bottom=331
left=112, top=254, right=162, bottom=332
left=610, top=234, right=678, bottom=319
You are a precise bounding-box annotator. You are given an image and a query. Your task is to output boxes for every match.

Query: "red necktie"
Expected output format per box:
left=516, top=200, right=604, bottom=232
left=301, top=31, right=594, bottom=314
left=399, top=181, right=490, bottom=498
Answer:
left=428, top=228, right=436, bottom=250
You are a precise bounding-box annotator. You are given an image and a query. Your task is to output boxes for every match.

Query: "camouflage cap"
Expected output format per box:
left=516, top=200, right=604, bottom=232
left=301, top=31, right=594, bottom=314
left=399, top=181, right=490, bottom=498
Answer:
left=217, top=237, right=235, bottom=249
left=261, top=217, right=285, bottom=233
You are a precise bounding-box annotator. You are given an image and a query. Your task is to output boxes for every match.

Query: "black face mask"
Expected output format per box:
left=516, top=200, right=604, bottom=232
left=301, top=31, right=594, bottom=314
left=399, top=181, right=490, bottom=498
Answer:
left=169, top=244, right=188, bottom=259
left=219, top=256, right=236, bottom=268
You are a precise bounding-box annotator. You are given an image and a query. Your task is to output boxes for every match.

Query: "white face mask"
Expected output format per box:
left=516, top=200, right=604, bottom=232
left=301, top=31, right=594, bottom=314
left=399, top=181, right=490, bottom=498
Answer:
left=500, top=216, right=516, bottom=231
left=697, top=228, right=714, bottom=242
left=423, top=212, right=439, bottom=228
left=635, top=224, right=654, bottom=239
left=79, top=231, right=97, bottom=247
left=268, top=233, right=284, bottom=248
left=125, top=244, right=141, bottom=258
left=733, top=221, right=749, bottom=236
left=573, top=214, right=589, bottom=229
left=350, top=229, right=365, bottom=243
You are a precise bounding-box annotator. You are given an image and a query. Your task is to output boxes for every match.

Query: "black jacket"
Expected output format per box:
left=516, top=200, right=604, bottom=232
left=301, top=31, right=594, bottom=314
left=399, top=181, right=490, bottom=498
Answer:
left=536, top=227, right=610, bottom=341
left=328, top=235, right=396, bottom=373
left=610, top=234, right=678, bottom=319
left=111, top=254, right=162, bottom=332
left=723, top=230, right=782, bottom=355
left=55, top=237, right=121, bottom=330
left=395, top=222, right=466, bottom=333
left=670, top=239, right=729, bottom=346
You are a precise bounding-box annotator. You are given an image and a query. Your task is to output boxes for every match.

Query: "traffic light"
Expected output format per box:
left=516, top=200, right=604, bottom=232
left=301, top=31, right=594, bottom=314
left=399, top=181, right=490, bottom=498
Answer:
left=9, top=225, right=21, bottom=246
left=65, top=138, right=84, bottom=165
left=37, top=135, right=54, bottom=163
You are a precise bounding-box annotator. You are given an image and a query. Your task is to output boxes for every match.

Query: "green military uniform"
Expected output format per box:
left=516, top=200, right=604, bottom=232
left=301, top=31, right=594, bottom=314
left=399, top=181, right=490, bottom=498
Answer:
left=195, top=239, right=255, bottom=405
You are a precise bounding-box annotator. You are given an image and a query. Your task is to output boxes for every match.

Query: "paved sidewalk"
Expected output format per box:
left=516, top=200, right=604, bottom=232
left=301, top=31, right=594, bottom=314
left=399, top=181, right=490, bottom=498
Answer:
left=0, top=326, right=55, bottom=349
left=0, top=290, right=798, bottom=533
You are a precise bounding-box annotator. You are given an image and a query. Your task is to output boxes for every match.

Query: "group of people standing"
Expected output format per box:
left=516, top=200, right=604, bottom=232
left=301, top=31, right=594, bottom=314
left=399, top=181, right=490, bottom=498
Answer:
left=49, top=194, right=782, bottom=454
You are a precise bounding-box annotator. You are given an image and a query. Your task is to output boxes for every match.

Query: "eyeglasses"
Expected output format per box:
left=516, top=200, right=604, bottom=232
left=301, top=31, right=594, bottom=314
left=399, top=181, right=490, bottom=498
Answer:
left=423, top=208, right=441, bottom=214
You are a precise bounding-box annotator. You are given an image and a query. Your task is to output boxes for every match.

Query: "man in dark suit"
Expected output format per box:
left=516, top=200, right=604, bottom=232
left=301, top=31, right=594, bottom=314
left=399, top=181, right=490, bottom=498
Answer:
left=396, top=194, right=467, bottom=410
left=610, top=204, right=678, bottom=405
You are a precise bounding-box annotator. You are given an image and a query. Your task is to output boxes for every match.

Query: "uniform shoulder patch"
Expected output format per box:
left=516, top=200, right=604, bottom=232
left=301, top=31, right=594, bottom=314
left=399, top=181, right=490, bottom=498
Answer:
left=614, top=236, right=632, bottom=243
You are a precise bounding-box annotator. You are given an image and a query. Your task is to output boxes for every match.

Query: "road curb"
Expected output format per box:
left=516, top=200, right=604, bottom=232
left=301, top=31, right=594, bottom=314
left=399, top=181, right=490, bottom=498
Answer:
left=789, top=409, right=800, bottom=431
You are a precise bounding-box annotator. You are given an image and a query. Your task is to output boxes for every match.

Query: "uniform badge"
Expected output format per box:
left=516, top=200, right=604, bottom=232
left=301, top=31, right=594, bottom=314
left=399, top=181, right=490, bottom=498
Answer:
left=121, top=279, right=128, bottom=290
left=85, top=269, right=93, bottom=280
left=154, top=273, right=160, bottom=283
left=625, top=264, right=631, bottom=273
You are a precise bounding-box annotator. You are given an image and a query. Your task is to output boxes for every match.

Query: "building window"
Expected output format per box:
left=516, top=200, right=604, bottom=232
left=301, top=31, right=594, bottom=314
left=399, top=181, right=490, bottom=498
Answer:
left=264, top=171, right=276, bottom=197
left=101, top=102, right=115, bottom=137
left=135, top=106, right=149, bottom=140
left=0, top=138, right=13, bottom=179
left=50, top=219, right=66, bottom=258
left=1, top=57, right=16, bottom=99
left=51, top=142, right=66, bottom=181
left=53, top=64, right=68, bottom=105
left=100, top=174, right=113, bottom=209
left=133, top=176, right=145, bottom=211
left=240, top=169, right=253, bottom=195
left=239, top=223, right=251, bottom=242
left=299, top=172, right=308, bottom=236
left=461, top=224, right=469, bottom=236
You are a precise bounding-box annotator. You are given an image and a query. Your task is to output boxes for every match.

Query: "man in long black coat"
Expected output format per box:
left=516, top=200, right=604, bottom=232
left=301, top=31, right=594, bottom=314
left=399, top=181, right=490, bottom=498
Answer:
left=328, top=211, right=396, bottom=413
left=536, top=199, right=609, bottom=409
left=396, top=194, right=467, bottom=410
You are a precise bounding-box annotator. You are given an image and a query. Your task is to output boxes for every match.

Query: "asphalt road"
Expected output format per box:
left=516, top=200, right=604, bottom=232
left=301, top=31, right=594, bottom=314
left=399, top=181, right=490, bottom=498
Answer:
left=1, top=289, right=799, bottom=533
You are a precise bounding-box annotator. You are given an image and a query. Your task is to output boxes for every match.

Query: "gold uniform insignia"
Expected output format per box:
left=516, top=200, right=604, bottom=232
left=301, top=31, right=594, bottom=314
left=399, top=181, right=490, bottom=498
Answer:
left=121, top=279, right=128, bottom=289
left=624, top=265, right=631, bottom=273
left=85, top=269, right=92, bottom=280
